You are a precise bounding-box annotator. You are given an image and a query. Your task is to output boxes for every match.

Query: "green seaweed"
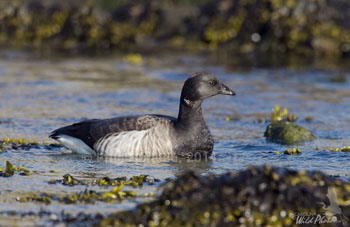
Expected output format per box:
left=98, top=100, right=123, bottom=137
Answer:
left=18, top=183, right=154, bottom=205
left=270, top=105, right=297, bottom=123
left=0, top=137, right=62, bottom=153
left=49, top=174, right=159, bottom=187
left=17, top=173, right=159, bottom=205
left=0, top=160, right=30, bottom=177
left=329, top=147, right=350, bottom=152
left=272, top=148, right=301, bottom=155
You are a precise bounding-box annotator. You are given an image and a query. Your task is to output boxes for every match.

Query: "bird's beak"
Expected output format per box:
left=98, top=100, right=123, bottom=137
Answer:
left=220, top=83, right=236, bottom=96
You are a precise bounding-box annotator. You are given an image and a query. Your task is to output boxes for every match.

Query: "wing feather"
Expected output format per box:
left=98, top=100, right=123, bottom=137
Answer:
left=50, top=114, right=175, bottom=150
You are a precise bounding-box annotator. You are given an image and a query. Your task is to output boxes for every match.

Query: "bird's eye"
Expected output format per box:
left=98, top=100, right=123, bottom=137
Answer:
left=208, top=80, right=216, bottom=86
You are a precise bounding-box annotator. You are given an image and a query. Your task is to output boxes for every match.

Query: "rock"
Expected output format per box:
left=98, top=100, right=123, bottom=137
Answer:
left=264, top=121, right=315, bottom=145
left=1, top=0, right=350, bottom=58
left=94, top=165, right=350, bottom=227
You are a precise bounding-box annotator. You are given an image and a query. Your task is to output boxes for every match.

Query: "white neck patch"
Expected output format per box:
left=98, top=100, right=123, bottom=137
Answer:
left=183, top=98, right=192, bottom=106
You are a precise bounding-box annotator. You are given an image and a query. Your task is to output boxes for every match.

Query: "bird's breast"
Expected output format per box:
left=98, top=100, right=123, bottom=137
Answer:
left=172, top=125, right=214, bottom=158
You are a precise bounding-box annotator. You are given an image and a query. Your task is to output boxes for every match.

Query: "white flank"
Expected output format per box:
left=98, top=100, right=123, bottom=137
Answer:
left=94, top=125, right=173, bottom=157
left=56, top=135, right=96, bottom=156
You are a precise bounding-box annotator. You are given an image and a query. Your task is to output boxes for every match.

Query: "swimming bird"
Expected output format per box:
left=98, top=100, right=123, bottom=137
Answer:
left=49, top=72, right=235, bottom=158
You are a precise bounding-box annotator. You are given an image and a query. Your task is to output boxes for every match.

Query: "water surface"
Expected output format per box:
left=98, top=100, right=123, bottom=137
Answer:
left=0, top=53, right=349, bottom=226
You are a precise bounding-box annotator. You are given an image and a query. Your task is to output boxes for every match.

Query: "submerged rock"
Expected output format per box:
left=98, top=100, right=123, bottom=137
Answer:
left=94, top=165, right=350, bottom=227
left=264, top=121, right=315, bottom=145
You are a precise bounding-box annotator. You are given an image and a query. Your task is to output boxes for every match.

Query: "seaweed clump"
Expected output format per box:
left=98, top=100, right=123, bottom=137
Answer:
left=18, top=174, right=159, bottom=205
left=97, top=165, right=350, bottom=226
left=0, top=160, right=30, bottom=177
left=273, top=148, right=302, bottom=155
left=18, top=185, right=138, bottom=205
left=0, top=137, right=61, bottom=153
left=329, top=147, right=350, bottom=152
left=48, top=174, right=158, bottom=187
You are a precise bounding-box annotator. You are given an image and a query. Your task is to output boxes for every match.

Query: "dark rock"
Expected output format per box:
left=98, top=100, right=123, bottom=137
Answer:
left=95, top=165, right=350, bottom=226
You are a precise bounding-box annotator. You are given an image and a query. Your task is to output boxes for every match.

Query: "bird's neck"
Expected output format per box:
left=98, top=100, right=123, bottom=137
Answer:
left=175, top=98, right=205, bottom=130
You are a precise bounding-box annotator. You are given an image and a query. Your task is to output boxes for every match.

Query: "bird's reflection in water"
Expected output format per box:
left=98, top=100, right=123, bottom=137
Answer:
left=97, top=155, right=213, bottom=178
left=168, top=157, right=213, bottom=177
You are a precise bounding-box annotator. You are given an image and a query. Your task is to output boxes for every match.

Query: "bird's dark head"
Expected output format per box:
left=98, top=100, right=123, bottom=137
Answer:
left=180, top=72, right=235, bottom=105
